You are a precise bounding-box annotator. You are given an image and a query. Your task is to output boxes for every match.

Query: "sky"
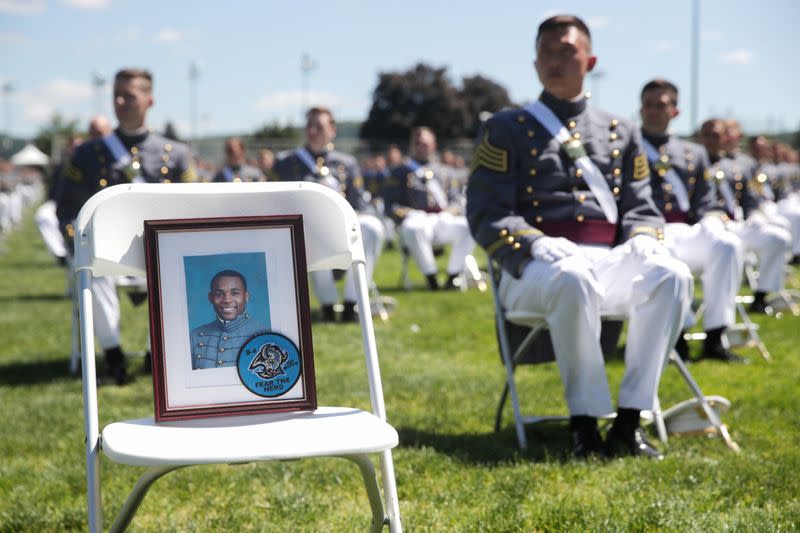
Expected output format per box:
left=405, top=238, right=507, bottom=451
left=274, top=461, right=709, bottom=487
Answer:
left=1, top=0, right=799, bottom=140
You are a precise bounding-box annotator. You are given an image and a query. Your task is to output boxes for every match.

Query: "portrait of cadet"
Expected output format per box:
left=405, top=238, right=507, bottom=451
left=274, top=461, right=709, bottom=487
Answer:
left=54, top=68, right=198, bottom=385
left=467, top=15, right=693, bottom=459
left=749, top=137, right=800, bottom=265
left=383, top=126, right=476, bottom=290
left=699, top=119, right=791, bottom=314
left=274, top=106, right=384, bottom=322
left=639, top=79, right=746, bottom=363
left=190, top=270, right=268, bottom=370
left=213, top=137, right=265, bottom=182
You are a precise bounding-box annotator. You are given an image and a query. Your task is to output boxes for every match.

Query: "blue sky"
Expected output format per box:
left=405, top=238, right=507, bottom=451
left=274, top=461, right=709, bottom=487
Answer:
left=1, top=0, right=798, bottom=139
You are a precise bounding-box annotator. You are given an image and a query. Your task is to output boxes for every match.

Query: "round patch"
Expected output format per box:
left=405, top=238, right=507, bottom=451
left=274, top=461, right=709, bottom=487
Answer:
left=236, top=332, right=302, bottom=398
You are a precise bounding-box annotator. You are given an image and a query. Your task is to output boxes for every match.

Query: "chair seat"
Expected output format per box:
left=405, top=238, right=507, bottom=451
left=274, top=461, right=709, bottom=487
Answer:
left=102, top=406, right=399, bottom=466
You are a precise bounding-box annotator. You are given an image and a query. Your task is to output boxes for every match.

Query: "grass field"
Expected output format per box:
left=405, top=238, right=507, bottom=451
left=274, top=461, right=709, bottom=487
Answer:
left=1, top=207, right=799, bottom=532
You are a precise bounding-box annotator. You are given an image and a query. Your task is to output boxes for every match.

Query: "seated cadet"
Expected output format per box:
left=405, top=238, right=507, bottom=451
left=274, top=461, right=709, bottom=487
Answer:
left=639, top=79, right=746, bottom=363
left=698, top=119, right=791, bottom=314
left=56, top=68, right=197, bottom=384
left=384, top=126, right=476, bottom=290
left=274, top=106, right=384, bottom=322
left=213, top=137, right=265, bottom=182
left=467, top=15, right=693, bottom=459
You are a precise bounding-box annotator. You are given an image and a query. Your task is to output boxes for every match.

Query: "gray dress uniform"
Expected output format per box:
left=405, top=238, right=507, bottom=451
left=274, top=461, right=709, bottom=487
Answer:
left=642, top=131, right=743, bottom=331
left=710, top=152, right=790, bottom=293
left=274, top=146, right=384, bottom=307
left=467, top=91, right=692, bottom=417
left=212, top=164, right=265, bottom=183
left=190, top=313, right=268, bottom=370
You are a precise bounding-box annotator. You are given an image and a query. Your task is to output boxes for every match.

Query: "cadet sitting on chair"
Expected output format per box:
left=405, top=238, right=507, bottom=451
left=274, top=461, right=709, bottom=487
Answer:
left=384, top=126, right=476, bottom=290
left=274, top=106, right=384, bottom=322
left=638, top=79, right=747, bottom=363
left=213, top=137, right=265, bottom=182
left=467, top=15, right=693, bottom=459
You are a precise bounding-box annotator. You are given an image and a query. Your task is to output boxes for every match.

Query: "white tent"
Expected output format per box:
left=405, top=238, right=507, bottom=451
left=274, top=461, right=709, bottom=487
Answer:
left=10, top=144, right=50, bottom=167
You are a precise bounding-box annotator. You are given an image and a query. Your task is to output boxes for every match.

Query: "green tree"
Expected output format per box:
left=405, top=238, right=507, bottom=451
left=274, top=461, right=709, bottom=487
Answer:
left=32, top=114, right=80, bottom=157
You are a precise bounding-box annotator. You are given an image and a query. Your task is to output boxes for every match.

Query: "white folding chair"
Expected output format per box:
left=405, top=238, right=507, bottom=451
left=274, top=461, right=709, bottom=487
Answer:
left=486, top=258, right=739, bottom=452
left=74, top=182, right=402, bottom=532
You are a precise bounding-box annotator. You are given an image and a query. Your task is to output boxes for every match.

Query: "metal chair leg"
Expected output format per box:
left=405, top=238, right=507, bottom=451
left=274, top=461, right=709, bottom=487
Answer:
left=341, top=455, right=387, bottom=533
left=110, top=465, right=186, bottom=533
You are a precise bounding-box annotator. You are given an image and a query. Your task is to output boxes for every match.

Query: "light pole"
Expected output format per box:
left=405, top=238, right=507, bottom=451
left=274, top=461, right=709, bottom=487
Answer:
left=92, top=71, right=106, bottom=117
left=189, top=61, right=200, bottom=145
left=2, top=81, right=13, bottom=150
left=300, top=53, right=317, bottom=119
left=690, top=0, right=700, bottom=134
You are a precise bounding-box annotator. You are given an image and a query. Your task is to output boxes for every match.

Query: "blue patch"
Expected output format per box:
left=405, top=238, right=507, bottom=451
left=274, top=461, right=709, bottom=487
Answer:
left=237, top=333, right=302, bottom=398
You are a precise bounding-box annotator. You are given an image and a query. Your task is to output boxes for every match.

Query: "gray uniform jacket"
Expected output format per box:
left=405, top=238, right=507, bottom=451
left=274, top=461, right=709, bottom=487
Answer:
left=212, top=164, right=265, bottom=183
left=641, top=130, right=720, bottom=224
left=466, top=91, right=664, bottom=278
left=190, top=313, right=268, bottom=370
left=383, top=159, right=465, bottom=224
left=708, top=153, right=761, bottom=220
left=56, top=129, right=195, bottom=227
left=274, top=146, right=370, bottom=213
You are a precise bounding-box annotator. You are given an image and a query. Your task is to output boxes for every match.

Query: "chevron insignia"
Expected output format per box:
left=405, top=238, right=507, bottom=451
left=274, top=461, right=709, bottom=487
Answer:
left=470, top=132, right=508, bottom=174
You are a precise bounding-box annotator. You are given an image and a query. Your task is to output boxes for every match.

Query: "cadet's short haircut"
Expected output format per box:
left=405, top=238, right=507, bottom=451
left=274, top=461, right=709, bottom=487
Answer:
left=306, top=106, right=335, bottom=126
left=210, top=270, right=247, bottom=291
left=114, top=68, right=153, bottom=92
left=641, top=79, right=679, bottom=104
left=225, top=137, right=245, bottom=153
left=700, top=118, right=723, bottom=135
left=536, top=15, right=592, bottom=46
left=409, top=126, right=436, bottom=144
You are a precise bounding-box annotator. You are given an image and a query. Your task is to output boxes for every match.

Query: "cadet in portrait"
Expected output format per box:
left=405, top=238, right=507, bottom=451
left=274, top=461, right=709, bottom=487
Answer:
left=467, top=15, right=693, bottom=459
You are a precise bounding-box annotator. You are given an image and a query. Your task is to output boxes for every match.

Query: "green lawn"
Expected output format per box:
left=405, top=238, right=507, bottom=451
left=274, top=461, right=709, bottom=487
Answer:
left=1, top=207, right=799, bottom=532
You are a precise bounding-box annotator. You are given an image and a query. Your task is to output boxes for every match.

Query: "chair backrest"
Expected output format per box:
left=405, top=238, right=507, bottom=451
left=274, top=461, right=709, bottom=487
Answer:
left=74, top=182, right=365, bottom=277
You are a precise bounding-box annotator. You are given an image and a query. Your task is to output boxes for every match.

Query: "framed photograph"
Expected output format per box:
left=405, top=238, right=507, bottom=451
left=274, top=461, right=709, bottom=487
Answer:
left=144, top=215, right=316, bottom=422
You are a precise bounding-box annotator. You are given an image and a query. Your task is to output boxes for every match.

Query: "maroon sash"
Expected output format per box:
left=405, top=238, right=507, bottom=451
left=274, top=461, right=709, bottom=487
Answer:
left=535, top=220, right=616, bottom=246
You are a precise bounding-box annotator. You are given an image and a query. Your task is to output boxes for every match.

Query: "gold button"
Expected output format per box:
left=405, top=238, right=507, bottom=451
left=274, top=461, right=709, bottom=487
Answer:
left=688, top=177, right=696, bottom=184
left=659, top=154, right=669, bottom=163
left=686, top=153, right=694, bottom=161
left=735, top=182, right=743, bottom=190
left=578, top=194, right=586, bottom=203
left=575, top=168, right=583, bottom=178
left=734, top=174, right=742, bottom=181
left=529, top=147, right=538, bottom=156
left=99, top=178, right=107, bottom=187
left=506, top=236, right=515, bottom=244
left=613, top=187, right=620, bottom=195
left=161, top=166, right=169, bottom=174
left=499, top=229, right=508, bottom=237
left=610, top=119, right=619, bottom=128
left=163, top=178, right=171, bottom=184
left=609, top=133, right=618, bottom=141
left=165, top=143, right=173, bottom=152
left=162, top=154, right=170, bottom=162
left=535, top=216, right=543, bottom=223
left=513, top=242, right=521, bottom=250
left=130, top=147, right=139, bottom=155
left=517, top=115, right=525, bottom=123
left=612, top=149, right=621, bottom=158
left=613, top=168, right=622, bottom=177
left=687, top=164, right=695, bottom=171
left=233, top=177, right=242, bottom=183
left=526, top=186, right=533, bottom=193
left=657, top=168, right=667, bottom=177
left=529, top=168, right=537, bottom=176
left=568, top=120, right=577, bottom=129
left=577, top=215, right=585, bottom=222
left=665, top=203, right=673, bottom=211
left=528, top=130, right=535, bottom=138
left=98, top=156, right=106, bottom=163
left=572, top=132, right=581, bottom=140
left=532, top=200, right=539, bottom=207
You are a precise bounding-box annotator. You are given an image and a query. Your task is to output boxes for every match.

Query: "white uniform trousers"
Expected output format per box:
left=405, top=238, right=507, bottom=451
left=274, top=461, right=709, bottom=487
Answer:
left=69, top=258, right=121, bottom=350
left=34, top=200, right=67, bottom=259
left=0, top=192, right=11, bottom=233
left=769, top=199, right=800, bottom=255
left=498, top=243, right=693, bottom=417
left=399, top=210, right=475, bottom=276
left=310, top=213, right=385, bottom=305
left=729, top=217, right=791, bottom=292
left=664, top=221, right=744, bottom=330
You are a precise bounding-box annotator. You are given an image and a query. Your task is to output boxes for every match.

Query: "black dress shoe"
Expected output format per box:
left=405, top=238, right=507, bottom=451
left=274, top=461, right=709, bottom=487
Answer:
left=790, top=254, right=800, bottom=266
left=674, top=331, right=690, bottom=360
left=143, top=351, right=153, bottom=374
left=443, top=274, right=460, bottom=291
left=104, top=346, right=128, bottom=386
left=426, top=274, right=440, bottom=291
left=341, top=301, right=358, bottom=323
left=748, top=299, right=774, bottom=315
left=696, top=344, right=749, bottom=364
left=571, top=427, right=605, bottom=459
left=320, top=304, right=336, bottom=322
left=605, top=427, right=664, bottom=460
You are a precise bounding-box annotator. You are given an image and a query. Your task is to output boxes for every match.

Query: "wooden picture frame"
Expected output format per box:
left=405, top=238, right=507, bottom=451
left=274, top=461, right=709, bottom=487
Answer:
left=143, top=215, right=316, bottom=422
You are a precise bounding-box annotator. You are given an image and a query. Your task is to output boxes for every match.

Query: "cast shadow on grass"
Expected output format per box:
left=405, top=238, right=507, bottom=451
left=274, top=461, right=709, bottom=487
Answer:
left=0, top=292, right=70, bottom=302
left=0, top=358, right=77, bottom=386
left=396, top=424, right=574, bottom=464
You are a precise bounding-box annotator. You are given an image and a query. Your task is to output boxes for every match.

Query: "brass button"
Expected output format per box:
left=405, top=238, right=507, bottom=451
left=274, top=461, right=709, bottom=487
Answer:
left=529, top=147, right=538, bottom=156
left=664, top=183, right=672, bottom=191
left=499, top=229, right=508, bottom=236
left=658, top=168, right=667, bottom=177
left=572, top=132, right=581, bottom=140
left=163, top=178, right=171, bottom=184
left=165, top=143, right=173, bottom=152
left=613, top=168, right=622, bottom=177
left=735, top=182, right=743, bottom=190
left=528, top=130, right=535, bottom=138
left=535, top=216, right=543, bottom=223
left=506, top=236, right=515, bottom=244
left=576, top=215, right=585, bottom=222
left=161, top=166, right=169, bottom=175
left=610, top=119, right=619, bottom=128
left=517, top=115, right=525, bottom=123
left=613, top=187, right=620, bottom=195
left=131, top=147, right=139, bottom=155
left=99, top=178, right=107, bottom=187
left=532, top=200, right=539, bottom=207
left=688, top=177, right=696, bottom=184
left=575, top=168, right=583, bottom=178
left=568, top=120, right=577, bottom=129
left=611, top=148, right=621, bottom=158
left=609, top=133, right=618, bottom=141
left=162, top=154, right=170, bottom=162
left=526, top=186, right=533, bottom=194
left=665, top=203, right=673, bottom=211
left=529, top=168, right=537, bottom=176
left=578, top=194, right=586, bottom=203
left=659, top=154, right=669, bottom=163
left=687, top=164, right=695, bottom=171
left=513, top=242, right=521, bottom=250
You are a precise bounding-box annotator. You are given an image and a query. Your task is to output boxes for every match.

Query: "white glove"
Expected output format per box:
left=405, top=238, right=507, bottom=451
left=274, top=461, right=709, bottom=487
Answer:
left=530, top=236, right=580, bottom=263
left=699, top=215, right=726, bottom=234
left=628, top=234, right=668, bottom=257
